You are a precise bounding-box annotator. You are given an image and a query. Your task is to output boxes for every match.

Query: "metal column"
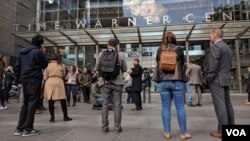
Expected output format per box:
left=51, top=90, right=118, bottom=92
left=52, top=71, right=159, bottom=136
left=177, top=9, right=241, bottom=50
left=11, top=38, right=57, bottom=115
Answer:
left=235, top=39, right=242, bottom=93
left=36, top=0, right=41, bottom=31
left=185, top=41, right=190, bottom=63
left=248, top=39, right=250, bottom=54
left=139, top=43, right=142, bottom=63
left=75, top=46, right=79, bottom=67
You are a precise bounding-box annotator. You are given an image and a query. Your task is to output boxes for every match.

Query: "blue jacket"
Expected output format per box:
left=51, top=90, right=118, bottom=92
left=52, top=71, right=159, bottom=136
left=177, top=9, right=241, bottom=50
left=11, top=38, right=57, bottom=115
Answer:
left=15, top=45, right=48, bottom=81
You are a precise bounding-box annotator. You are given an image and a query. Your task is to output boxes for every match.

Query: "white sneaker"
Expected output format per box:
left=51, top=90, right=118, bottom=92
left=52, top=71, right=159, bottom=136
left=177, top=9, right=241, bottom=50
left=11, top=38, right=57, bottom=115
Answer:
left=0, top=106, right=8, bottom=110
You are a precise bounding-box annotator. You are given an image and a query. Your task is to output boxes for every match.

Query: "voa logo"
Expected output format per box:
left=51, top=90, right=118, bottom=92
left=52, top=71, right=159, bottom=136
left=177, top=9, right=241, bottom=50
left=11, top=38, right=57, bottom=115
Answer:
left=226, top=129, right=247, bottom=136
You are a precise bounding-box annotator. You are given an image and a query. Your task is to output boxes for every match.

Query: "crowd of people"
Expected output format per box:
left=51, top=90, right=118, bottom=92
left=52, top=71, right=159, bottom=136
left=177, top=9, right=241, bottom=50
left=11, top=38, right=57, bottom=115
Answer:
left=0, top=28, right=249, bottom=140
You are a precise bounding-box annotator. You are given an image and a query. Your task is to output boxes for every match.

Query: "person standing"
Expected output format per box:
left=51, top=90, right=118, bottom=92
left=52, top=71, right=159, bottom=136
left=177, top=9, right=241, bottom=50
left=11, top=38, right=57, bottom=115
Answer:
left=124, top=71, right=133, bottom=104
left=130, top=58, right=143, bottom=111
left=185, top=60, right=203, bottom=107
left=4, top=66, right=15, bottom=104
left=185, top=63, right=193, bottom=105
left=43, top=54, right=72, bottom=122
left=65, top=65, right=78, bottom=107
left=78, top=67, right=92, bottom=104
left=95, top=39, right=127, bottom=134
left=206, top=29, right=235, bottom=138
left=246, top=66, right=250, bottom=105
left=153, top=32, right=191, bottom=140
left=14, top=35, right=48, bottom=137
left=0, top=54, right=7, bottom=110
left=142, top=68, right=151, bottom=103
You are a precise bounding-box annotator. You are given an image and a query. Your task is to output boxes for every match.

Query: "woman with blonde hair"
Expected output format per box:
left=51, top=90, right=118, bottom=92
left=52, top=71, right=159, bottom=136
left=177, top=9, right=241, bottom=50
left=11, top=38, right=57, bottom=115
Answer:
left=153, top=32, right=191, bottom=140
left=43, top=54, right=72, bottom=122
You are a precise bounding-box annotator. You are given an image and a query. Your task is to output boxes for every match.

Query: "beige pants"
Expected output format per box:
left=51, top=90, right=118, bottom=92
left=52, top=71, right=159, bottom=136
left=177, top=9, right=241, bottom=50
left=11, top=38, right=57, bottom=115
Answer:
left=191, top=84, right=202, bottom=105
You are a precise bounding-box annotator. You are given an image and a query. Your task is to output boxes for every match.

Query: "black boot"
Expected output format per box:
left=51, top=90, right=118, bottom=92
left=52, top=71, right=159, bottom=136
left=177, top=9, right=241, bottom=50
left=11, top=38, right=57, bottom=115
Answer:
left=49, top=100, right=55, bottom=122
left=61, top=100, right=72, bottom=121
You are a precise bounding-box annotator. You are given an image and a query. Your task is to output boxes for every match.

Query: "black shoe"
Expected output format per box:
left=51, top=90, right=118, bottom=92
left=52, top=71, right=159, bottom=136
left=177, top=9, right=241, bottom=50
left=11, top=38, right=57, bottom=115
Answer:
left=197, top=104, right=202, bottom=106
left=22, top=129, right=40, bottom=137
left=64, top=117, right=72, bottom=121
left=14, top=129, right=23, bottom=136
left=115, top=128, right=123, bottom=134
left=72, top=103, right=76, bottom=107
left=50, top=117, right=55, bottom=122
left=102, top=128, right=109, bottom=134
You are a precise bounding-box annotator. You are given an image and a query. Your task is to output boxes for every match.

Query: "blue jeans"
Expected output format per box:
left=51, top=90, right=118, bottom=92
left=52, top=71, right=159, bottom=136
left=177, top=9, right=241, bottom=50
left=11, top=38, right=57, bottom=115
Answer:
left=158, top=81, right=187, bottom=134
left=186, top=83, right=192, bottom=103
left=66, top=84, right=77, bottom=104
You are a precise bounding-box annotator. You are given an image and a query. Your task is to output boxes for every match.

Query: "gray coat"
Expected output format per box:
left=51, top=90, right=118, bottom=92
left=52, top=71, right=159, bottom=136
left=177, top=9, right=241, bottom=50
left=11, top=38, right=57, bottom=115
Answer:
left=95, top=48, right=127, bottom=87
left=186, top=64, right=202, bottom=85
left=205, top=40, right=233, bottom=86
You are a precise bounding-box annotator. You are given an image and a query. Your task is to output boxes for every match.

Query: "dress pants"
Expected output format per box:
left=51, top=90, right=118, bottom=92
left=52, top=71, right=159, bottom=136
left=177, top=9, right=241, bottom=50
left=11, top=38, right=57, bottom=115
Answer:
left=132, top=91, right=142, bottom=109
left=209, top=82, right=235, bottom=132
left=191, top=84, right=202, bottom=105
left=100, top=83, right=123, bottom=130
left=16, top=79, right=41, bottom=131
left=81, top=86, right=90, bottom=103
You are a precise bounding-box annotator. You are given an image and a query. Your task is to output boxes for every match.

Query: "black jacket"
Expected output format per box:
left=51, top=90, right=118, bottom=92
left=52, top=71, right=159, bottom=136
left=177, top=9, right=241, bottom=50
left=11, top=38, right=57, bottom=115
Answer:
left=15, top=45, right=48, bottom=81
left=130, top=64, right=143, bottom=92
left=246, top=74, right=250, bottom=93
left=4, top=71, right=14, bottom=86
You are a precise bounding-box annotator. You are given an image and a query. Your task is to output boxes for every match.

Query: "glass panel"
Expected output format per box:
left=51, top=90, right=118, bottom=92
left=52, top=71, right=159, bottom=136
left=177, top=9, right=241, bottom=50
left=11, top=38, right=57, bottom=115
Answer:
left=58, top=46, right=76, bottom=66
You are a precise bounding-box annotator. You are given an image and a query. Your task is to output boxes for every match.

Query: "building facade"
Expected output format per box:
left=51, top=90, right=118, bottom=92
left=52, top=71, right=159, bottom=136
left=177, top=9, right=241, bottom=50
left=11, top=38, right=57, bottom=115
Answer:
left=11, top=0, right=250, bottom=92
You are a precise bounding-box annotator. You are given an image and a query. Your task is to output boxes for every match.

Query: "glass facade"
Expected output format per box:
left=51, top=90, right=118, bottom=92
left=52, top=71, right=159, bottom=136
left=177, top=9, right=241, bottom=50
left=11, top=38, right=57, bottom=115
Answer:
left=35, top=0, right=250, bottom=30
left=13, top=0, right=250, bottom=92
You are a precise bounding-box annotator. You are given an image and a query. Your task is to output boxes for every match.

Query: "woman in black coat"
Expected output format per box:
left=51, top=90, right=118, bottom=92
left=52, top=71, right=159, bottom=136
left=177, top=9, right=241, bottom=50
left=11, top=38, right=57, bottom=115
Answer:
left=246, top=66, right=250, bottom=105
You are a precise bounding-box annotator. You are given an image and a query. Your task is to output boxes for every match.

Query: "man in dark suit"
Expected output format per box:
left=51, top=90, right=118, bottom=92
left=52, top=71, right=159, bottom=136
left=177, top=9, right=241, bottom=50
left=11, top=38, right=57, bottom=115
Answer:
left=130, top=58, right=143, bottom=111
left=206, top=29, right=235, bottom=138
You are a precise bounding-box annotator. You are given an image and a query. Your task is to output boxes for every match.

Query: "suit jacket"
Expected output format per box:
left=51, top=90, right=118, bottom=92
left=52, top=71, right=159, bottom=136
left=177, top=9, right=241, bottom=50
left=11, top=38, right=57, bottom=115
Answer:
left=130, top=64, right=143, bottom=92
left=95, top=48, right=127, bottom=87
left=186, top=64, right=202, bottom=85
left=205, top=40, right=232, bottom=86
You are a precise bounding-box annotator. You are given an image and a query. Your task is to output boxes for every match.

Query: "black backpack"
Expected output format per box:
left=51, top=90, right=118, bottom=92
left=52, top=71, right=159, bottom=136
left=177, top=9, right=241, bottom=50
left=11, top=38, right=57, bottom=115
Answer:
left=100, top=50, right=120, bottom=81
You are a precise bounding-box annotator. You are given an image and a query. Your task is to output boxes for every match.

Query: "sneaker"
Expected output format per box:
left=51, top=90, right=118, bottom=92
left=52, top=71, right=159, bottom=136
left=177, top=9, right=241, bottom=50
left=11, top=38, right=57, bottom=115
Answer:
left=14, top=129, right=23, bottom=136
left=0, top=106, right=8, bottom=110
left=22, top=129, right=40, bottom=137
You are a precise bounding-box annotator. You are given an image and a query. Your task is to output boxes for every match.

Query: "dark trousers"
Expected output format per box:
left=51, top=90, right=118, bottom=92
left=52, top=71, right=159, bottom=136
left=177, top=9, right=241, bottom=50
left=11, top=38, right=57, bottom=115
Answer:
left=248, top=92, right=250, bottom=102
left=48, top=99, right=68, bottom=119
left=0, top=89, right=5, bottom=106
left=66, top=84, right=77, bottom=105
left=37, top=97, right=45, bottom=109
left=5, top=84, right=12, bottom=102
left=127, top=92, right=133, bottom=104
left=132, top=91, right=142, bottom=109
left=100, top=84, right=123, bottom=130
left=210, top=83, right=235, bottom=132
left=17, top=79, right=42, bottom=131
left=81, top=86, right=90, bottom=103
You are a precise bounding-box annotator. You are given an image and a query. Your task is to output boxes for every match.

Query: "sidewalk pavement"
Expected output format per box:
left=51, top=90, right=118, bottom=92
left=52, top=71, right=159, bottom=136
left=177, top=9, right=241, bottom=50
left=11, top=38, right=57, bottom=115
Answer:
left=0, top=93, right=249, bottom=141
